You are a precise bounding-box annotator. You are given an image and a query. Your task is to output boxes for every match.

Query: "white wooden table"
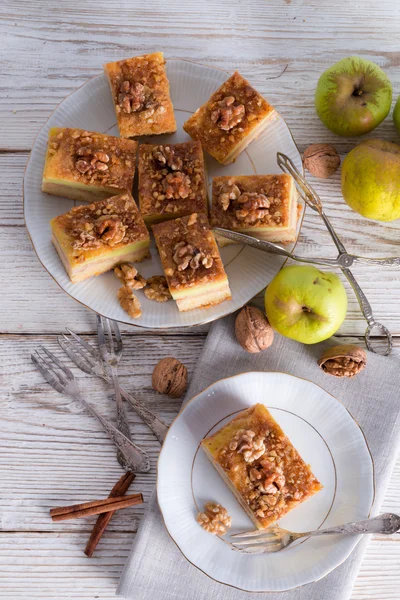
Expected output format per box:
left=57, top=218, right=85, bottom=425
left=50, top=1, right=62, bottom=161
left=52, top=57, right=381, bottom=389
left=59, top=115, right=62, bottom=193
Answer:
left=1, top=1, right=400, bottom=598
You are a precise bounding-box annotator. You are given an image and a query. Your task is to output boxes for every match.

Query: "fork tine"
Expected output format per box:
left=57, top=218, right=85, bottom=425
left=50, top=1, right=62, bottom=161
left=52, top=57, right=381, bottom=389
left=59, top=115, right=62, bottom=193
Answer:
left=40, top=346, right=74, bottom=380
left=58, top=336, right=94, bottom=374
left=231, top=529, right=272, bottom=539
left=235, top=542, right=283, bottom=554
left=232, top=536, right=279, bottom=547
left=65, top=328, right=100, bottom=360
left=60, top=334, right=98, bottom=367
left=32, top=352, right=66, bottom=394
left=36, top=349, right=69, bottom=385
left=103, top=317, right=113, bottom=353
left=96, top=314, right=107, bottom=355
left=110, top=319, right=123, bottom=354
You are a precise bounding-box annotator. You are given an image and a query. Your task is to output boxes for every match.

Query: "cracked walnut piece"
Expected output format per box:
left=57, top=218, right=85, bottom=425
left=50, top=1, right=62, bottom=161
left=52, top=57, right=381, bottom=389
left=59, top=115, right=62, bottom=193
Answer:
left=114, top=263, right=147, bottom=289
left=144, top=276, right=172, bottom=302
left=173, top=241, right=213, bottom=271
left=211, top=96, right=245, bottom=131
left=117, top=285, right=142, bottom=318
left=197, top=502, right=232, bottom=535
left=229, top=429, right=266, bottom=463
left=153, top=145, right=183, bottom=171
left=118, top=81, right=146, bottom=114
left=163, top=171, right=191, bottom=199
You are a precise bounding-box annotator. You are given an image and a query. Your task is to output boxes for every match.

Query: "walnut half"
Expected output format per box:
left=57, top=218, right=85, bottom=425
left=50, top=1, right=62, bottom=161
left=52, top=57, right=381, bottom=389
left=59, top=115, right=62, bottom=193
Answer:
left=196, top=502, right=231, bottom=535
left=117, top=285, right=142, bottom=318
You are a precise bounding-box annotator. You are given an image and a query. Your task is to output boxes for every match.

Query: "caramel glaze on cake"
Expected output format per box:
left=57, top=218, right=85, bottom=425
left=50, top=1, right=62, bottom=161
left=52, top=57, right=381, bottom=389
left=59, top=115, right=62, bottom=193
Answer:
left=152, top=212, right=231, bottom=311
left=211, top=174, right=298, bottom=244
left=42, top=128, right=137, bottom=203
left=51, top=192, right=150, bottom=283
left=138, top=141, right=208, bottom=225
left=104, top=52, right=176, bottom=138
left=201, top=404, right=322, bottom=529
left=183, top=71, right=275, bottom=165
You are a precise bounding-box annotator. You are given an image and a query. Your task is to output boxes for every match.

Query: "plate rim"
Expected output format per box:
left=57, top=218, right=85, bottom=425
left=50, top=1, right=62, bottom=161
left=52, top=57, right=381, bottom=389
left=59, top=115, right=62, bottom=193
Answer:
left=156, top=370, right=375, bottom=593
left=23, top=58, right=306, bottom=330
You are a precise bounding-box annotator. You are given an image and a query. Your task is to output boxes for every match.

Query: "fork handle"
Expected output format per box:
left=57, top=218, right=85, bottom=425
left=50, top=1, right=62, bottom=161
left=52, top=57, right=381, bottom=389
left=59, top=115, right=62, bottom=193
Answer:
left=119, top=387, right=169, bottom=444
left=74, top=392, right=150, bottom=472
left=304, top=513, right=400, bottom=538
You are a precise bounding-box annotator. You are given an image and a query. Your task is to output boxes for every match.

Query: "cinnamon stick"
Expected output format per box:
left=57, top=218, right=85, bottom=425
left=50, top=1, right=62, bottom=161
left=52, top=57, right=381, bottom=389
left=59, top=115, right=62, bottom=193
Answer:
left=84, top=472, right=135, bottom=558
left=50, top=492, right=143, bottom=522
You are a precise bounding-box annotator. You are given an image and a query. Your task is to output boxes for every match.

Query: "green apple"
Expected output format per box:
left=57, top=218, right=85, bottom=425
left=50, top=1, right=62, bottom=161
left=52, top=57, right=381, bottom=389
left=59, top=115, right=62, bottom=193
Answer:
left=341, top=139, right=400, bottom=221
left=265, top=266, right=347, bottom=344
left=393, top=95, right=400, bottom=135
left=315, top=57, right=392, bottom=136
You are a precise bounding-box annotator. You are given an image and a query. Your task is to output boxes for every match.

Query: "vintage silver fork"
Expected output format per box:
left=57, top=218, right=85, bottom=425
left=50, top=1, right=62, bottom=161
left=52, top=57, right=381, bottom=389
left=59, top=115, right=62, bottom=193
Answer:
left=231, top=513, right=400, bottom=554
left=58, top=326, right=169, bottom=444
left=31, top=346, right=150, bottom=472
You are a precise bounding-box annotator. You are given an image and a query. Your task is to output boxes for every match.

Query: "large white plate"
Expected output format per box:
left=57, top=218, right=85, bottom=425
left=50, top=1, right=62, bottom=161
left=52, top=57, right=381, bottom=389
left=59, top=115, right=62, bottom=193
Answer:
left=157, top=372, right=374, bottom=592
left=24, top=59, right=304, bottom=328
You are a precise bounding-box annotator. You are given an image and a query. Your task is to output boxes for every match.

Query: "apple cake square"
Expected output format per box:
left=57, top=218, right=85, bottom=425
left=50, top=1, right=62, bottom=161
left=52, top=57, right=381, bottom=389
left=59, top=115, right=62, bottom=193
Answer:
left=42, top=128, right=137, bottom=203
left=104, top=52, right=176, bottom=138
left=183, top=71, right=276, bottom=165
left=210, top=174, right=298, bottom=245
left=50, top=192, right=150, bottom=283
left=201, top=403, right=322, bottom=529
left=138, top=141, right=208, bottom=225
left=152, top=212, right=231, bottom=311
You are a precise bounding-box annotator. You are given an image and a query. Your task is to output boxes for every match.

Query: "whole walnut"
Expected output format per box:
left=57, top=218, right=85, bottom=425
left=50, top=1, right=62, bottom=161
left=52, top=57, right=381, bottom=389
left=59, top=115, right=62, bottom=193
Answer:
left=318, top=344, right=367, bottom=378
left=152, top=357, right=188, bottom=398
left=303, top=143, right=340, bottom=178
left=235, top=306, right=274, bottom=353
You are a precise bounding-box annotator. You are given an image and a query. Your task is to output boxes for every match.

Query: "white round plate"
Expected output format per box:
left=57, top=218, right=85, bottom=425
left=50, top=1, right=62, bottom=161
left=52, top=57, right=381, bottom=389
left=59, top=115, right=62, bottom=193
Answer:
left=157, top=372, right=374, bottom=592
left=24, top=59, right=304, bottom=328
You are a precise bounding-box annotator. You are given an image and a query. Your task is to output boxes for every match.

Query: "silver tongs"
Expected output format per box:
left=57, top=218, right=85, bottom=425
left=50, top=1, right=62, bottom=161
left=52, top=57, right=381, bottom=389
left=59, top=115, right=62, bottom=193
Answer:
left=214, top=152, right=396, bottom=355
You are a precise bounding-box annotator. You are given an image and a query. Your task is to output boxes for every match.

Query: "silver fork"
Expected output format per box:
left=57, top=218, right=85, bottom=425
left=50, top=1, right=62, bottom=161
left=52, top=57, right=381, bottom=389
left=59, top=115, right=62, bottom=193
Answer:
left=58, top=326, right=169, bottom=444
left=231, top=513, right=400, bottom=554
left=31, top=346, right=150, bottom=472
left=96, top=315, right=135, bottom=470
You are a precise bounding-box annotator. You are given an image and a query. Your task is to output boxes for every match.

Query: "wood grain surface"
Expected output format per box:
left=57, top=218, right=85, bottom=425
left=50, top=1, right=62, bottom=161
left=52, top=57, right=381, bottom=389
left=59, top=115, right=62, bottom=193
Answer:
left=1, top=0, right=400, bottom=598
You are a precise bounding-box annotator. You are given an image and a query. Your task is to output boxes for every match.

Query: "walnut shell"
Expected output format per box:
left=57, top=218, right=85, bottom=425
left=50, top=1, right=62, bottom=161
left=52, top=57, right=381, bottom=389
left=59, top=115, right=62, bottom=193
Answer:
left=235, top=306, right=274, bottom=353
left=152, top=357, right=188, bottom=398
left=318, top=344, right=367, bottom=378
left=303, top=143, right=340, bottom=178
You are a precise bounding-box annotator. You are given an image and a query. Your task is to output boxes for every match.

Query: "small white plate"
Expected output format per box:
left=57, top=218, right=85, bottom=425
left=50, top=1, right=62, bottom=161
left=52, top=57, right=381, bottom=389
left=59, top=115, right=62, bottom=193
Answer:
left=24, top=59, right=304, bottom=329
left=157, top=372, right=374, bottom=592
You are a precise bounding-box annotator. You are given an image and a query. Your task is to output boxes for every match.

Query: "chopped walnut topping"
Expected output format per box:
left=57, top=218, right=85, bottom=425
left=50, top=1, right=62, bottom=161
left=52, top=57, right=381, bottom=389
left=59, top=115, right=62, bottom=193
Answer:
left=218, top=181, right=241, bottom=211
left=235, top=192, right=271, bottom=225
left=114, top=263, right=146, bottom=289
left=196, top=502, right=231, bottom=535
left=144, top=276, right=172, bottom=302
left=229, top=429, right=266, bottom=463
left=117, top=285, right=142, bottom=318
left=163, top=172, right=191, bottom=199
left=210, top=95, right=245, bottom=131
left=172, top=241, right=213, bottom=271
left=118, top=81, right=146, bottom=113
left=152, top=145, right=183, bottom=171
left=74, top=144, right=110, bottom=177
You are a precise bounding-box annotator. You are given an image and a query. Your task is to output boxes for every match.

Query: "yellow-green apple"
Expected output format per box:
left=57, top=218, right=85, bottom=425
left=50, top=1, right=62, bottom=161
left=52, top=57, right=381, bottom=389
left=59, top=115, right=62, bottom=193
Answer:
left=393, top=96, right=400, bottom=135
left=315, top=57, right=392, bottom=136
left=265, top=266, right=347, bottom=344
left=341, top=139, right=400, bottom=221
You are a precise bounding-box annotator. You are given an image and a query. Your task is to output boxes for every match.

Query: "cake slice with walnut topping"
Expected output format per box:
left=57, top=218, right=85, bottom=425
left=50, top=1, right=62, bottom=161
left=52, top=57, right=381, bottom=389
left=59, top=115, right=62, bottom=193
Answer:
left=201, top=404, right=322, bottom=529
left=42, top=128, right=137, bottom=203
left=104, top=52, right=176, bottom=138
left=138, top=141, right=208, bottom=225
left=183, top=71, right=276, bottom=165
left=211, top=174, right=298, bottom=245
left=50, top=192, right=150, bottom=283
left=152, top=212, right=231, bottom=312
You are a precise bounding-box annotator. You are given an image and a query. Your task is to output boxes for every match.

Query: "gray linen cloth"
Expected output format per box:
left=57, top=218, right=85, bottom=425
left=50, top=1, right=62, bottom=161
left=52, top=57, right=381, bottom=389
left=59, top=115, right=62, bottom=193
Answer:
left=118, top=314, right=400, bottom=600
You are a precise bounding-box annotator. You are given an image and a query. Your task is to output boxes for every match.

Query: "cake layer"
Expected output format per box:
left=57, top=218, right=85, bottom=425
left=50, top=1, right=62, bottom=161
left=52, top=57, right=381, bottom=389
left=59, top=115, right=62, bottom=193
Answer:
left=42, top=180, right=122, bottom=204
left=174, top=280, right=231, bottom=311
left=52, top=234, right=149, bottom=283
